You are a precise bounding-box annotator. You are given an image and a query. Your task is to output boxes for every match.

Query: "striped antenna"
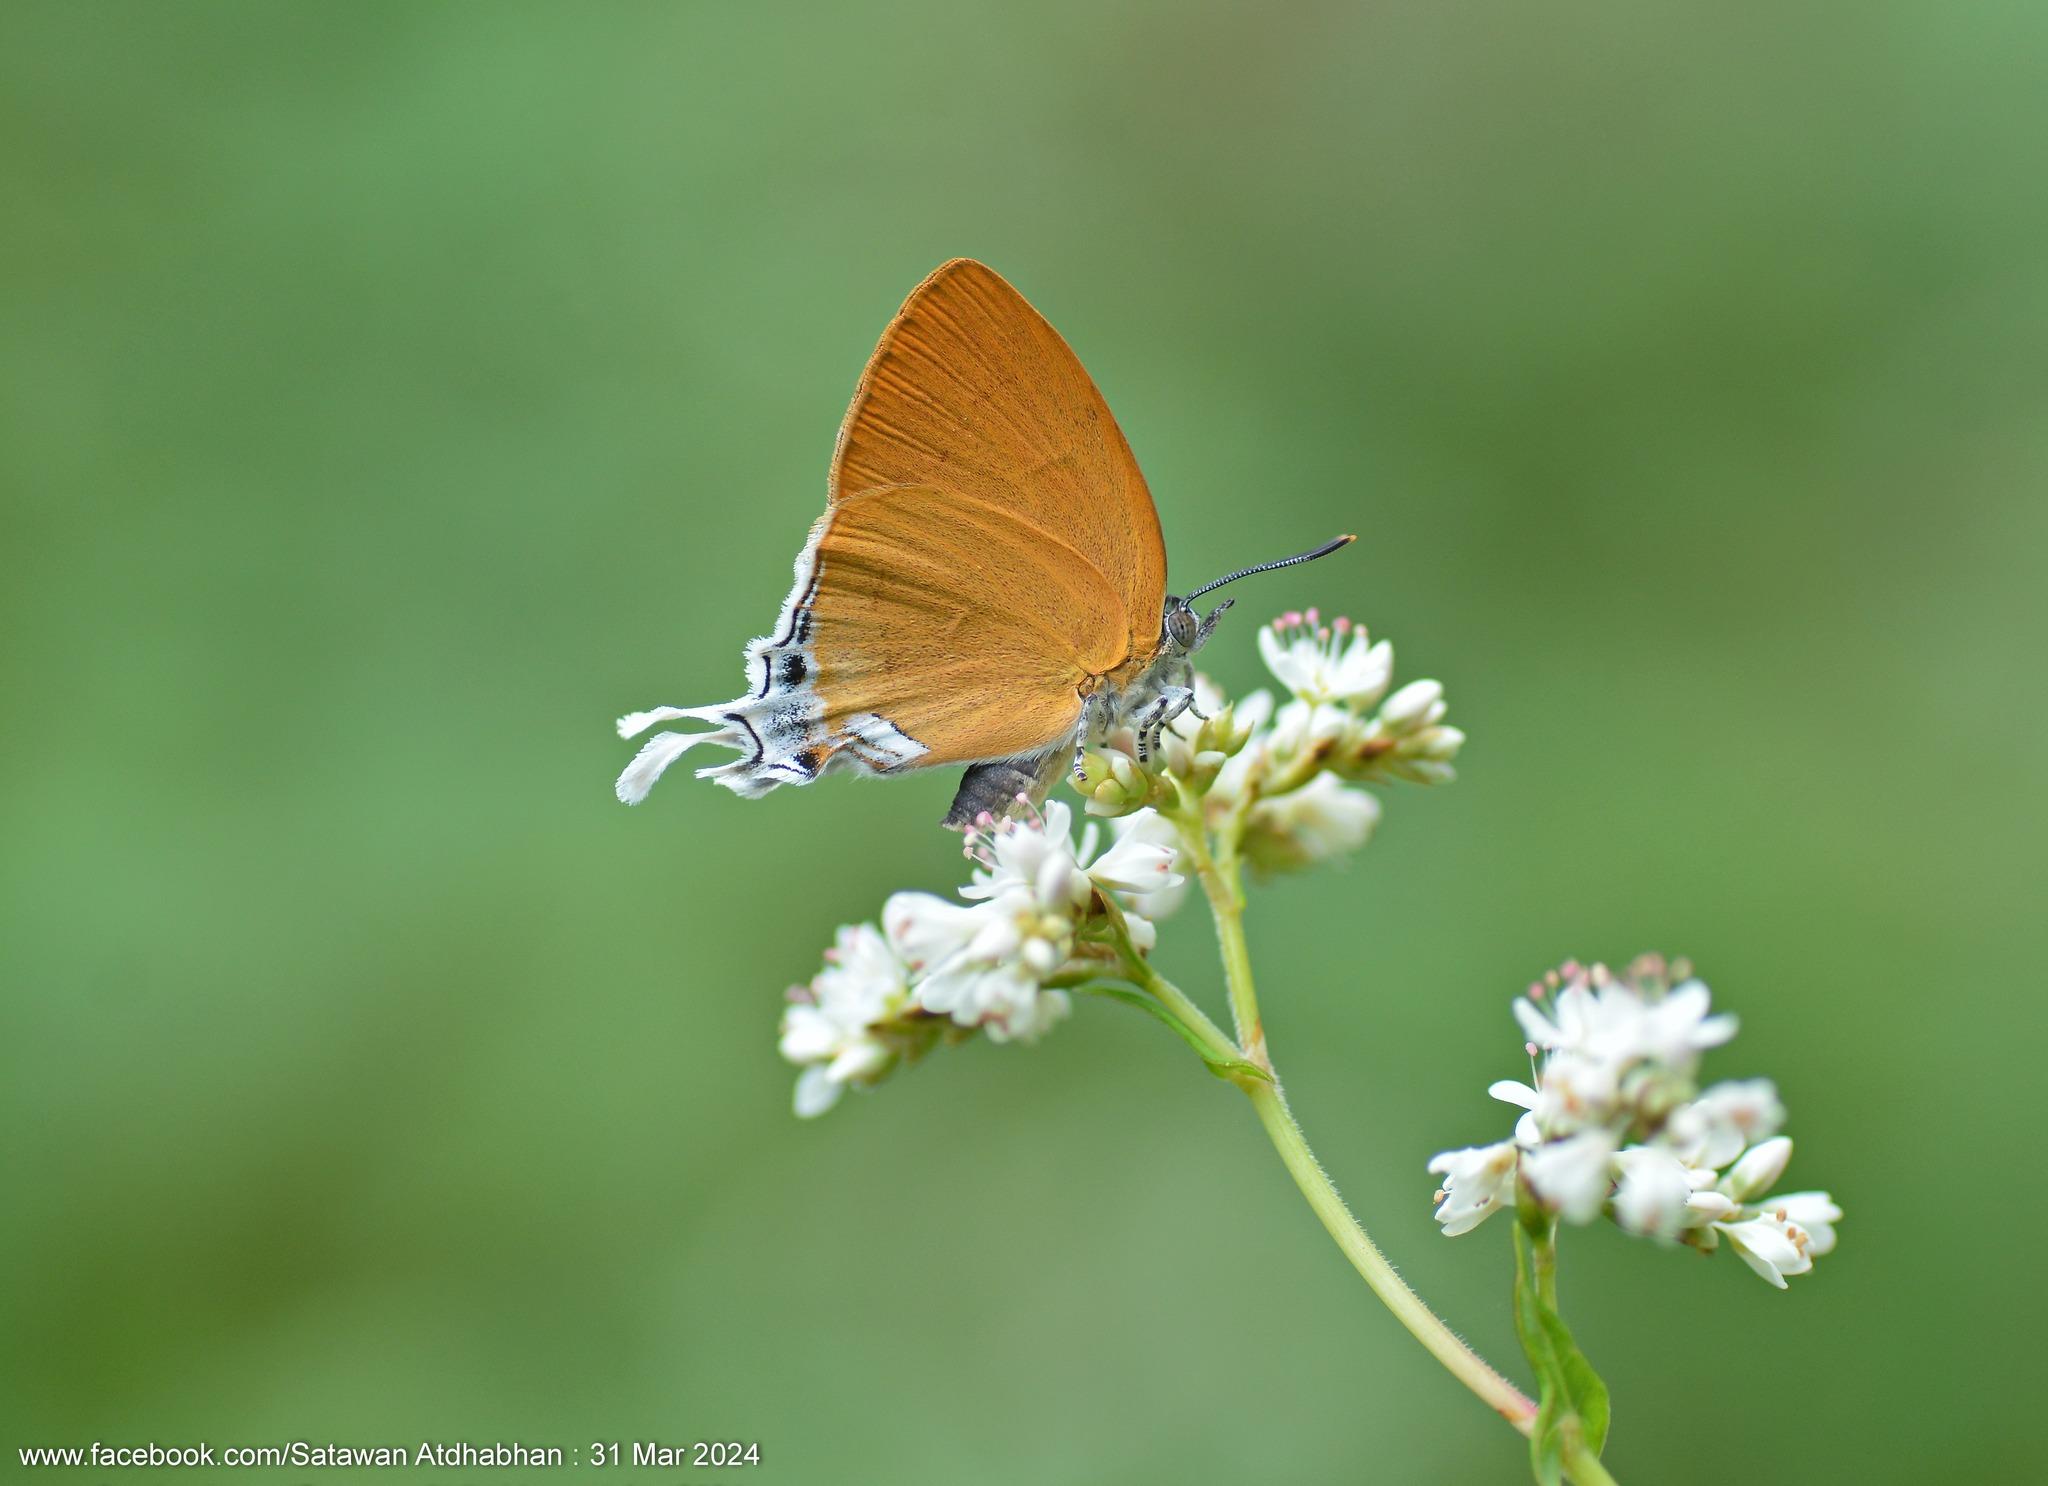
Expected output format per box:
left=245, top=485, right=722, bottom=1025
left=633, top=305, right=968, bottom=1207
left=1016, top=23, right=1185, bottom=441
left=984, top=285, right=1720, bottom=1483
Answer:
left=1184, top=534, right=1356, bottom=602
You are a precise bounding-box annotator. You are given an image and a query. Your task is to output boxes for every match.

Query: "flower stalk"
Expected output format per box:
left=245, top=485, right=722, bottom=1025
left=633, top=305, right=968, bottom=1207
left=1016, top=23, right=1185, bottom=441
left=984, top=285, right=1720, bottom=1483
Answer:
left=1171, top=797, right=1270, bottom=1071
left=1185, top=807, right=1542, bottom=1436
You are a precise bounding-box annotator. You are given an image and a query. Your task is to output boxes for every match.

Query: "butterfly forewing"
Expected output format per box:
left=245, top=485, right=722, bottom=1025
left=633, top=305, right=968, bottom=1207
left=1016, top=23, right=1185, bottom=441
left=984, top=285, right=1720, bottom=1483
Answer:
left=830, top=259, right=1168, bottom=668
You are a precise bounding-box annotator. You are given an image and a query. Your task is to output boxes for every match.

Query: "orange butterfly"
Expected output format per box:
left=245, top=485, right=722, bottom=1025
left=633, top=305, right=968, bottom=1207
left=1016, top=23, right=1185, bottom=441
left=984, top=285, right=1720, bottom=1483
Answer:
left=615, top=259, right=1351, bottom=827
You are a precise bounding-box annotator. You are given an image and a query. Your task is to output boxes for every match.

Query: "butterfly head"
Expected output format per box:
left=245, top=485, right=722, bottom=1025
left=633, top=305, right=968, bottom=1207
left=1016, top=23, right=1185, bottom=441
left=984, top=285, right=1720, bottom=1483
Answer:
left=1160, top=593, right=1231, bottom=658
left=1162, top=534, right=1358, bottom=659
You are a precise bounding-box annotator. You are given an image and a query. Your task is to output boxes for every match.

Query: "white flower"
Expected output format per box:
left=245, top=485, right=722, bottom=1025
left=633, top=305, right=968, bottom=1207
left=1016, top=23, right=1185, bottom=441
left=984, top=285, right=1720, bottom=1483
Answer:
left=1507, top=967, right=1739, bottom=1140
left=883, top=801, right=1150, bottom=1043
left=1489, top=1078, right=1541, bottom=1112
left=1378, top=679, right=1445, bottom=732
left=886, top=890, right=1000, bottom=980
left=1440, top=960, right=1842, bottom=1286
left=1534, top=1052, right=1625, bottom=1137
left=1611, top=1145, right=1698, bottom=1239
left=1427, top=1140, right=1520, bottom=1236
left=779, top=924, right=912, bottom=1118
left=1095, top=811, right=1189, bottom=920
left=1512, top=979, right=1623, bottom=1060
left=1633, top=978, right=1738, bottom=1064
left=1243, top=773, right=1381, bottom=872
left=1706, top=1152, right=1840, bottom=1285
left=1714, top=1212, right=1817, bottom=1289
left=1662, top=1078, right=1785, bottom=1167
left=1515, top=972, right=1732, bottom=1069
left=1488, top=1071, right=1606, bottom=1144
left=1266, top=697, right=1351, bottom=760
left=1357, top=679, right=1464, bottom=784
left=1757, top=1192, right=1841, bottom=1257
left=963, top=799, right=1091, bottom=912
left=1720, top=1136, right=1794, bottom=1203
left=886, top=889, right=1069, bottom=1042
left=1683, top=1189, right=1739, bottom=1224
left=967, top=796, right=1182, bottom=927
left=1692, top=1134, right=1841, bottom=1284
left=1258, top=610, right=1394, bottom=708
left=1522, top=1128, right=1619, bottom=1223
left=912, top=956, right=1053, bottom=1038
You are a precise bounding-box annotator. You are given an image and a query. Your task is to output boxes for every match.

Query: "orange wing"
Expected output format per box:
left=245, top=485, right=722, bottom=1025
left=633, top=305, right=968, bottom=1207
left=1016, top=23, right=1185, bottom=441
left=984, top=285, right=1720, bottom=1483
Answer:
left=830, top=259, right=1168, bottom=671
left=807, top=483, right=1127, bottom=767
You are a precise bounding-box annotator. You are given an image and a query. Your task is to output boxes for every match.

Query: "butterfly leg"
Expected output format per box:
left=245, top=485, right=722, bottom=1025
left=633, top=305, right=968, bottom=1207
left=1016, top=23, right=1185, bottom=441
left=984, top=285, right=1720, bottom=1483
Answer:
left=1193, top=597, right=1235, bottom=652
left=1070, top=689, right=1111, bottom=783
left=1171, top=657, right=1209, bottom=722
left=1134, top=685, right=1196, bottom=763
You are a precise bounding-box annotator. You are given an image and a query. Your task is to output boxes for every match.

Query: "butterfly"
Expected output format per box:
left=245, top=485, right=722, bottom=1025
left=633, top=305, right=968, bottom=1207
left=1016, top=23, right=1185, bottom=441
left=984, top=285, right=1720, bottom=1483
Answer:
left=615, top=259, right=1351, bottom=828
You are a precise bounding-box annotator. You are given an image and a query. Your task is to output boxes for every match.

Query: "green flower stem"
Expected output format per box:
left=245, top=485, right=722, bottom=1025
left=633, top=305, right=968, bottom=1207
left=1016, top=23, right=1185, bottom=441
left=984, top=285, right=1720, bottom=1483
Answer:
left=1184, top=810, right=1552, bottom=1445
left=1172, top=801, right=1270, bottom=1070
left=1561, top=1441, right=1620, bottom=1486
left=1241, top=1060, right=1538, bottom=1432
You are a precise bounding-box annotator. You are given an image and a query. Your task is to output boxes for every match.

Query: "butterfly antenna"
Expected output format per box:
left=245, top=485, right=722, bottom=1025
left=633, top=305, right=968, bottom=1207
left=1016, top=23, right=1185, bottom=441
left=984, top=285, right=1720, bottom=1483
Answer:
left=1185, top=534, right=1356, bottom=602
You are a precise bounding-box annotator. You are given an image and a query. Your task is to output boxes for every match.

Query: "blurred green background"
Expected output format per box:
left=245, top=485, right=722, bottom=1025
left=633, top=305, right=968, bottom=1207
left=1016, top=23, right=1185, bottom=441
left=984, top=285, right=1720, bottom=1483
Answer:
left=6, top=3, right=2044, bottom=1482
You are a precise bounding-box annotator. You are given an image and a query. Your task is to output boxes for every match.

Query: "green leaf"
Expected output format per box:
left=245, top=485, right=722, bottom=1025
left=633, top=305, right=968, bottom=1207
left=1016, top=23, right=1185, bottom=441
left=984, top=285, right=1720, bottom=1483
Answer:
left=1540, top=1305, right=1610, bottom=1456
left=1202, top=1054, right=1275, bottom=1084
left=1513, top=1218, right=1612, bottom=1486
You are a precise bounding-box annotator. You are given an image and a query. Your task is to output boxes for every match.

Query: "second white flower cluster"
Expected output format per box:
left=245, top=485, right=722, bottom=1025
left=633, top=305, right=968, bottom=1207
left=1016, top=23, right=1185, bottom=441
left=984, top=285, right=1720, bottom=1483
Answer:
left=779, top=801, right=1185, bottom=1117
left=1427, top=956, right=1842, bottom=1288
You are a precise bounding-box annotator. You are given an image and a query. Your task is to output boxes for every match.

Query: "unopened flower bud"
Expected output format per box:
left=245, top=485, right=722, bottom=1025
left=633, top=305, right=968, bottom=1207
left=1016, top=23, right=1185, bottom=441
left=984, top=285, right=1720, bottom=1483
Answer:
left=1721, top=1136, right=1793, bottom=1202
left=1379, top=679, right=1446, bottom=732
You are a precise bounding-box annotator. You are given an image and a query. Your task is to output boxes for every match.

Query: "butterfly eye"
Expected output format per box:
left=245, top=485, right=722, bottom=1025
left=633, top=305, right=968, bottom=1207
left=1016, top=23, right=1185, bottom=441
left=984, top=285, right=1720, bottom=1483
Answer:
left=1164, top=603, right=1197, bottom=650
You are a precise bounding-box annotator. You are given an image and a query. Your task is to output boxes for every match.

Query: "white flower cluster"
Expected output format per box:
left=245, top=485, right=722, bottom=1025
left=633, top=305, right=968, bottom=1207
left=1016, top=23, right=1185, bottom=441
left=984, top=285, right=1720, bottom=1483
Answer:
left=1074, top=611, right=1463, bottom=873
left=779, top=923, right=929, bottom=1118
left=778, top=801, right=1185, bottom=1116
left=1427, top=956, right=1842, bottom=1288
left=1256, top=610, right=1464, bottom=788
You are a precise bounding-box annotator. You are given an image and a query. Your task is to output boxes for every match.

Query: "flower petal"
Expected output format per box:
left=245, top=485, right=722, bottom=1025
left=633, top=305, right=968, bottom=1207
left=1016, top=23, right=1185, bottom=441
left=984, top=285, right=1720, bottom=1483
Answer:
left=1611, top=1145, right=1696, bottom=1240
left=793, top=1065, right=843, bottom=1119
left=1523, top=1129, right=1618, bottom=1224
left=1722, top=1136, right=1793, bottom=1203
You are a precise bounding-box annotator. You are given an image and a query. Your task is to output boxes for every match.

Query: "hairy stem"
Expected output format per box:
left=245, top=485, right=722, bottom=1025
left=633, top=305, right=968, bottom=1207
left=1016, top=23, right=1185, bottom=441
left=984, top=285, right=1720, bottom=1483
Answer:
left=1183, top=811, right=1548, bottom=1441
left=1174, top=808, right=1269, bottom=1069
left=1243, top=1077, right=1536, bottom=1428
